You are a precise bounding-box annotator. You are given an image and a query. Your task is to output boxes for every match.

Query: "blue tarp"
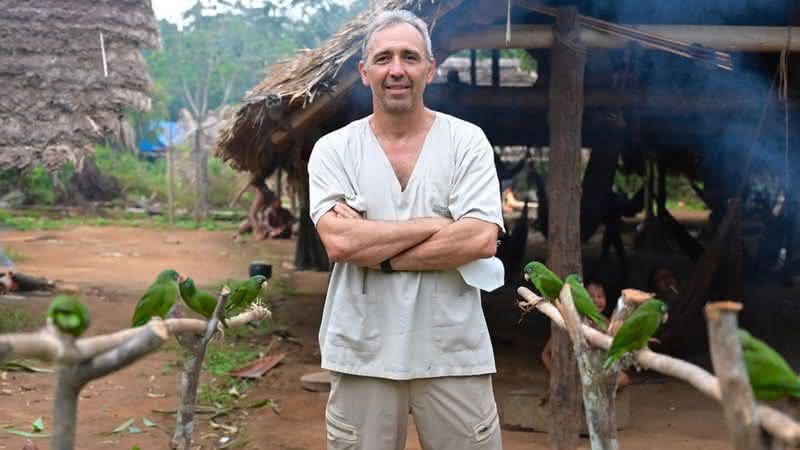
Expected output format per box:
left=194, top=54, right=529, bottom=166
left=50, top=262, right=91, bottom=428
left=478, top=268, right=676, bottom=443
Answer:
left=138, top=121, right=189, bottom=153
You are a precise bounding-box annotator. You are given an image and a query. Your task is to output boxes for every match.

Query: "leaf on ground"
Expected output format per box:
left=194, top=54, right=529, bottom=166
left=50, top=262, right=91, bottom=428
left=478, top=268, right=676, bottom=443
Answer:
left=31, top=417, right=43, bottom=433
left=0, top=361, right=52, bottom=373
left=98, top=418, right=136, bottom=436
left=228, top=352, right=286, bottom=379
left=131, top=446, right=142, bottom=450
left=127, top=426, right=142, bottom=434
left=142, top=417, right=156, bottom=427
left=4, top=428, right=50, bottom=439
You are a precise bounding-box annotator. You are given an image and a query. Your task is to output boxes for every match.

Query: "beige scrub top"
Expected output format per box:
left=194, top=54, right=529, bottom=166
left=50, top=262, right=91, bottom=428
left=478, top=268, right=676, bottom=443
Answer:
left=308, top=112, right=505, bottom=380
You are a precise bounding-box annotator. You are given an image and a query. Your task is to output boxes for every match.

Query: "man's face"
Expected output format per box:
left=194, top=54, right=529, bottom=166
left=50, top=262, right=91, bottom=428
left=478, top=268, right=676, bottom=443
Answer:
left=359, top=23, right=435, bottom=115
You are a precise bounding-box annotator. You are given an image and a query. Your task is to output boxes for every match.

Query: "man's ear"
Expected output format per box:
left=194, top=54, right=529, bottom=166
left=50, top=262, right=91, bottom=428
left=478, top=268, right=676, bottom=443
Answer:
left=358, top=60, right=369, bottom=87
left=426, top=57, right=437, bottom=84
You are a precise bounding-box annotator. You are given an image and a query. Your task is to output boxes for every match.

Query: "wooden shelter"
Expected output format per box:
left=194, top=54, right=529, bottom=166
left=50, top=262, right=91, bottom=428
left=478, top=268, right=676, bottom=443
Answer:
left=218, top=2, right=800, bottom=447
left=0, top=0, right=158, bottom=171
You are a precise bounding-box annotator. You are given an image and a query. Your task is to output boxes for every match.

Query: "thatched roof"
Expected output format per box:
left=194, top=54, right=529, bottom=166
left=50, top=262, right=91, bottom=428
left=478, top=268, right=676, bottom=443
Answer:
left=0, top=0, right=158, bottom=171
left=217, top=0, right=800, bottom=178
left=216, top=0, right=458, bottom=178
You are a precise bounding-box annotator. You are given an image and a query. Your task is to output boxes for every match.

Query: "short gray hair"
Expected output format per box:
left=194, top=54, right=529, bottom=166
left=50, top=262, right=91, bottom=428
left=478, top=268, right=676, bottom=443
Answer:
left=361, top=10, right=433, bottom=62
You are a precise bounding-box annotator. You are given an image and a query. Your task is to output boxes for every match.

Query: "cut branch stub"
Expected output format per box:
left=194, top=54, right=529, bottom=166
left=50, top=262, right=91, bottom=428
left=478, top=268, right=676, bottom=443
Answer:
left=704, top=300, right=767, bottom=450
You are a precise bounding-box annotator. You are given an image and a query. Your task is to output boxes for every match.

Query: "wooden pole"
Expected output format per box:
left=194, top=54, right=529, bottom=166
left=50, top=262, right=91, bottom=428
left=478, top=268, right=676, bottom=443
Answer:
left=470, top=49, right=477, bottom=86
left=448, top=25, right=800, bottom=52
left=546, top=6, right=586, bottom=450
left=705, top=302, right=768, bottom=450
left=491, top=49, right=500, bottom=87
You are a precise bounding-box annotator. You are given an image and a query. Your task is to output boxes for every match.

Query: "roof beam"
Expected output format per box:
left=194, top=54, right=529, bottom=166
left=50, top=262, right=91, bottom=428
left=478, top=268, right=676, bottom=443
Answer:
left=448, top=25, right=800, bottom=52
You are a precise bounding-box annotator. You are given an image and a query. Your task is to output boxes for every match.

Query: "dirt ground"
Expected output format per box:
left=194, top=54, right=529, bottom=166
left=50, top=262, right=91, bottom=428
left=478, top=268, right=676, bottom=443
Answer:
left=0, top=225, right=734, bottom=449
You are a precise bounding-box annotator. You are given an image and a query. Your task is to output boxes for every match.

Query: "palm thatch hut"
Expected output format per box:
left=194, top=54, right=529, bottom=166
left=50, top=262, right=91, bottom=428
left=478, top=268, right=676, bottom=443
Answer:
left=217, top=0, right=800, bottom=280
left=0, top=0, right=158, bottom=171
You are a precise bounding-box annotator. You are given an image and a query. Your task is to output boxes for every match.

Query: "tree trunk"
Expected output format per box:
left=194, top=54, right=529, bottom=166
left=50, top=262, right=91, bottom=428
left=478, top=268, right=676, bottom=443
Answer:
left=167, top=145, right=176, bottom=224
left=52, top=366, right=81, bottom=450
left=546, top=6, right=586, bottom=450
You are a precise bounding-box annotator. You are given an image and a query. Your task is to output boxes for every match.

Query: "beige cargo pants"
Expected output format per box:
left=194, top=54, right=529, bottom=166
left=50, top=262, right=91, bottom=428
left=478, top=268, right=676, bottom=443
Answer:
left=325, top=372, right=502, bottom=450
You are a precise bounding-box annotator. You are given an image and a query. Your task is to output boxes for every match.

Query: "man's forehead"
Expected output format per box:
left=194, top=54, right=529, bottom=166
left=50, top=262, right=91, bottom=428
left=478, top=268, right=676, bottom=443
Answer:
left=366, top=23, right=427, bottom=56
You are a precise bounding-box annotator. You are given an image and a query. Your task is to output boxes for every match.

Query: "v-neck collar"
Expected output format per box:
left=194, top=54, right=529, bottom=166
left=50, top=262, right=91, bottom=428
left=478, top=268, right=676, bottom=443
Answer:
left=366, top=112, right=439, bottom=193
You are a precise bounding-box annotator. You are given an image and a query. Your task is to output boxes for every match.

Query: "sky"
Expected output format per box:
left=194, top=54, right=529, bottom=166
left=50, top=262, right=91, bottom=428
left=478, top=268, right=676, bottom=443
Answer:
left=151, top=0, right=355, bottom=27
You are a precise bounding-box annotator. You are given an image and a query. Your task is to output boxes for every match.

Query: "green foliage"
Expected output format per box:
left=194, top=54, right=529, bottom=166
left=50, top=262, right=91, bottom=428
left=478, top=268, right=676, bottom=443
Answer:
left=92, top=144, right=243, bottom=211
left=0, top=305, right=43, bottom=333
left=198, top=341, right=261, bottom=407
left=205, top=342, right=259, bottom=377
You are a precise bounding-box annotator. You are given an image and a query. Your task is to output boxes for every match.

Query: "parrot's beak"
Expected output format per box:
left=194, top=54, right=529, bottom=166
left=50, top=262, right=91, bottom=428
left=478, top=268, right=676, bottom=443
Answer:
left=663, top=313, right=669, bottom=323
left=523, top=273, right=530, bottom=282
left=178, top=274, right=187, bottom=283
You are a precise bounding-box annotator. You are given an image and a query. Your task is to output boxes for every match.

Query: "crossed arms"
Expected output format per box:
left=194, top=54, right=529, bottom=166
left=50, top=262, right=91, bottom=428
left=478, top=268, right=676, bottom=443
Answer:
left=316, top=201, right=499, bottom=271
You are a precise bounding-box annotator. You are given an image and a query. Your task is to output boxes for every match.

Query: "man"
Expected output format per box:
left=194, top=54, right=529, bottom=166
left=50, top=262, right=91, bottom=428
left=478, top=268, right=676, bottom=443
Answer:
left=308, top=10, right=504, bottom=450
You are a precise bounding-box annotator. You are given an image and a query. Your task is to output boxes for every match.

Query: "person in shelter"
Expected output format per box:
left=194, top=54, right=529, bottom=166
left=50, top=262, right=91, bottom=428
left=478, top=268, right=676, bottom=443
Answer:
left=308, top=10, right=504, bottom=450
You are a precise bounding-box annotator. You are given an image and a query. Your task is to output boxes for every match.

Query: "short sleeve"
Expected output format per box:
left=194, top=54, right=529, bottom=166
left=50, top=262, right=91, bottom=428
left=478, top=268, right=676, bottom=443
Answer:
left=448, top=127, right=506, bottom=233
left=307, top=136, right=355, bottom=226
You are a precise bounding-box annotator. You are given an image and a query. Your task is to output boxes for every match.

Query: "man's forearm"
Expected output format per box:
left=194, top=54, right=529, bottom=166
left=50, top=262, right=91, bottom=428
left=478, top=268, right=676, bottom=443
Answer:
left=390, top=218, right=499, bottom=271
left=318, top=214, right=449, bottom=266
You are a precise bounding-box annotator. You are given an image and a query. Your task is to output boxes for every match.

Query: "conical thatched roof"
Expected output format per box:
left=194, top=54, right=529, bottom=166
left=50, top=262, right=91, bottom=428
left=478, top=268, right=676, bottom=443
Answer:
left=0, top=0, right=158, bottom=171
left=216, top=0, right=461, bottom=178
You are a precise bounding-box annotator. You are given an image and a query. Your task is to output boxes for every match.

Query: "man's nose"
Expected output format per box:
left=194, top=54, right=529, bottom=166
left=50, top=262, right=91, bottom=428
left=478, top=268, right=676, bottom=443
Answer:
left=388, top=57, right=405, bottom=76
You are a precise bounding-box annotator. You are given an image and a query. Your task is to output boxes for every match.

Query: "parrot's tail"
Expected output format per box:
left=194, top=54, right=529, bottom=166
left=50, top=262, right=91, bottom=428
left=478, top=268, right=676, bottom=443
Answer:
left=602, top=354, right=617, bottom=369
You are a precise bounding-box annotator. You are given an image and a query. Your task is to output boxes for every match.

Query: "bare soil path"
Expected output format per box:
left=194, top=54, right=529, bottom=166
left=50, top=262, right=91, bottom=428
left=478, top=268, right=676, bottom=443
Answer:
left=0, top=225, right=730, bottom=449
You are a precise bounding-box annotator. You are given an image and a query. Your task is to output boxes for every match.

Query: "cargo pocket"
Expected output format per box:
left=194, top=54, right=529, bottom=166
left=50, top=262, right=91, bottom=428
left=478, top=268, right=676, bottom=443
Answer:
left=328, top=292, right=380, bottom=353
left=326, top=410, right=359, bottom=447
left=432, top=272, right=484, bottom=352
left=473, top=407, right=500, bottom=444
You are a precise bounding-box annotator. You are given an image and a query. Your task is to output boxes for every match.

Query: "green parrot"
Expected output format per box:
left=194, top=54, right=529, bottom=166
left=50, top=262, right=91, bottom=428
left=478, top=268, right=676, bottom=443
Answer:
left=178, top=277, right=218, bottom=319
left=565, top=274, right=608, bottom=331
left=604, top=299, right=668, bottom=368
left=522, top=261, right=564, bottom=301
left=131, top=269, right=181, bottom=327
left=48, top=295, right=91, bottom=337
left=224, top=275, right=268, bottom=315
left=738, top=329, right=800, bottom=401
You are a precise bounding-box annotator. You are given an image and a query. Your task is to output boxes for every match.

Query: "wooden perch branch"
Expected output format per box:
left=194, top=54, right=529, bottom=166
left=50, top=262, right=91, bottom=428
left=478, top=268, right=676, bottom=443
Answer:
left=0, top=307, right=271, bottom=365
left=558, top=284, right=619, bottom=450
left=518, top=287, right=800, bottom=447
left=705, top=301, right=767, bottom=450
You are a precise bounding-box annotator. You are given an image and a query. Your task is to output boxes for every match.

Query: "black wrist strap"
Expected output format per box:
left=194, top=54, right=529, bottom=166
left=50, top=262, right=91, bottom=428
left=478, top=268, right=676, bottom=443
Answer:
left=380, top=258, right=394, bottom=274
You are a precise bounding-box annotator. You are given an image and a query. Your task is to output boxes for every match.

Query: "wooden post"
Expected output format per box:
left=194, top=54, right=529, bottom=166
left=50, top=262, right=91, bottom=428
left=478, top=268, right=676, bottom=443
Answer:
left=491, top=49, right=500, bottom=87
left=705, top=301, right=767, bottom=450
left=546, top=6, right=586, bottom=449
left=470, top=49, right=477, bottom=86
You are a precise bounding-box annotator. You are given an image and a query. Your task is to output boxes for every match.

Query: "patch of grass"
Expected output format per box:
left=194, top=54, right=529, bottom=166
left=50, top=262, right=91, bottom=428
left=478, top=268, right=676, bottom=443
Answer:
left=0, top=305, right=43, bottom=333
left=197, top=342, right=260, bottom=407
left=204, top=342, right=259, bottom=377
